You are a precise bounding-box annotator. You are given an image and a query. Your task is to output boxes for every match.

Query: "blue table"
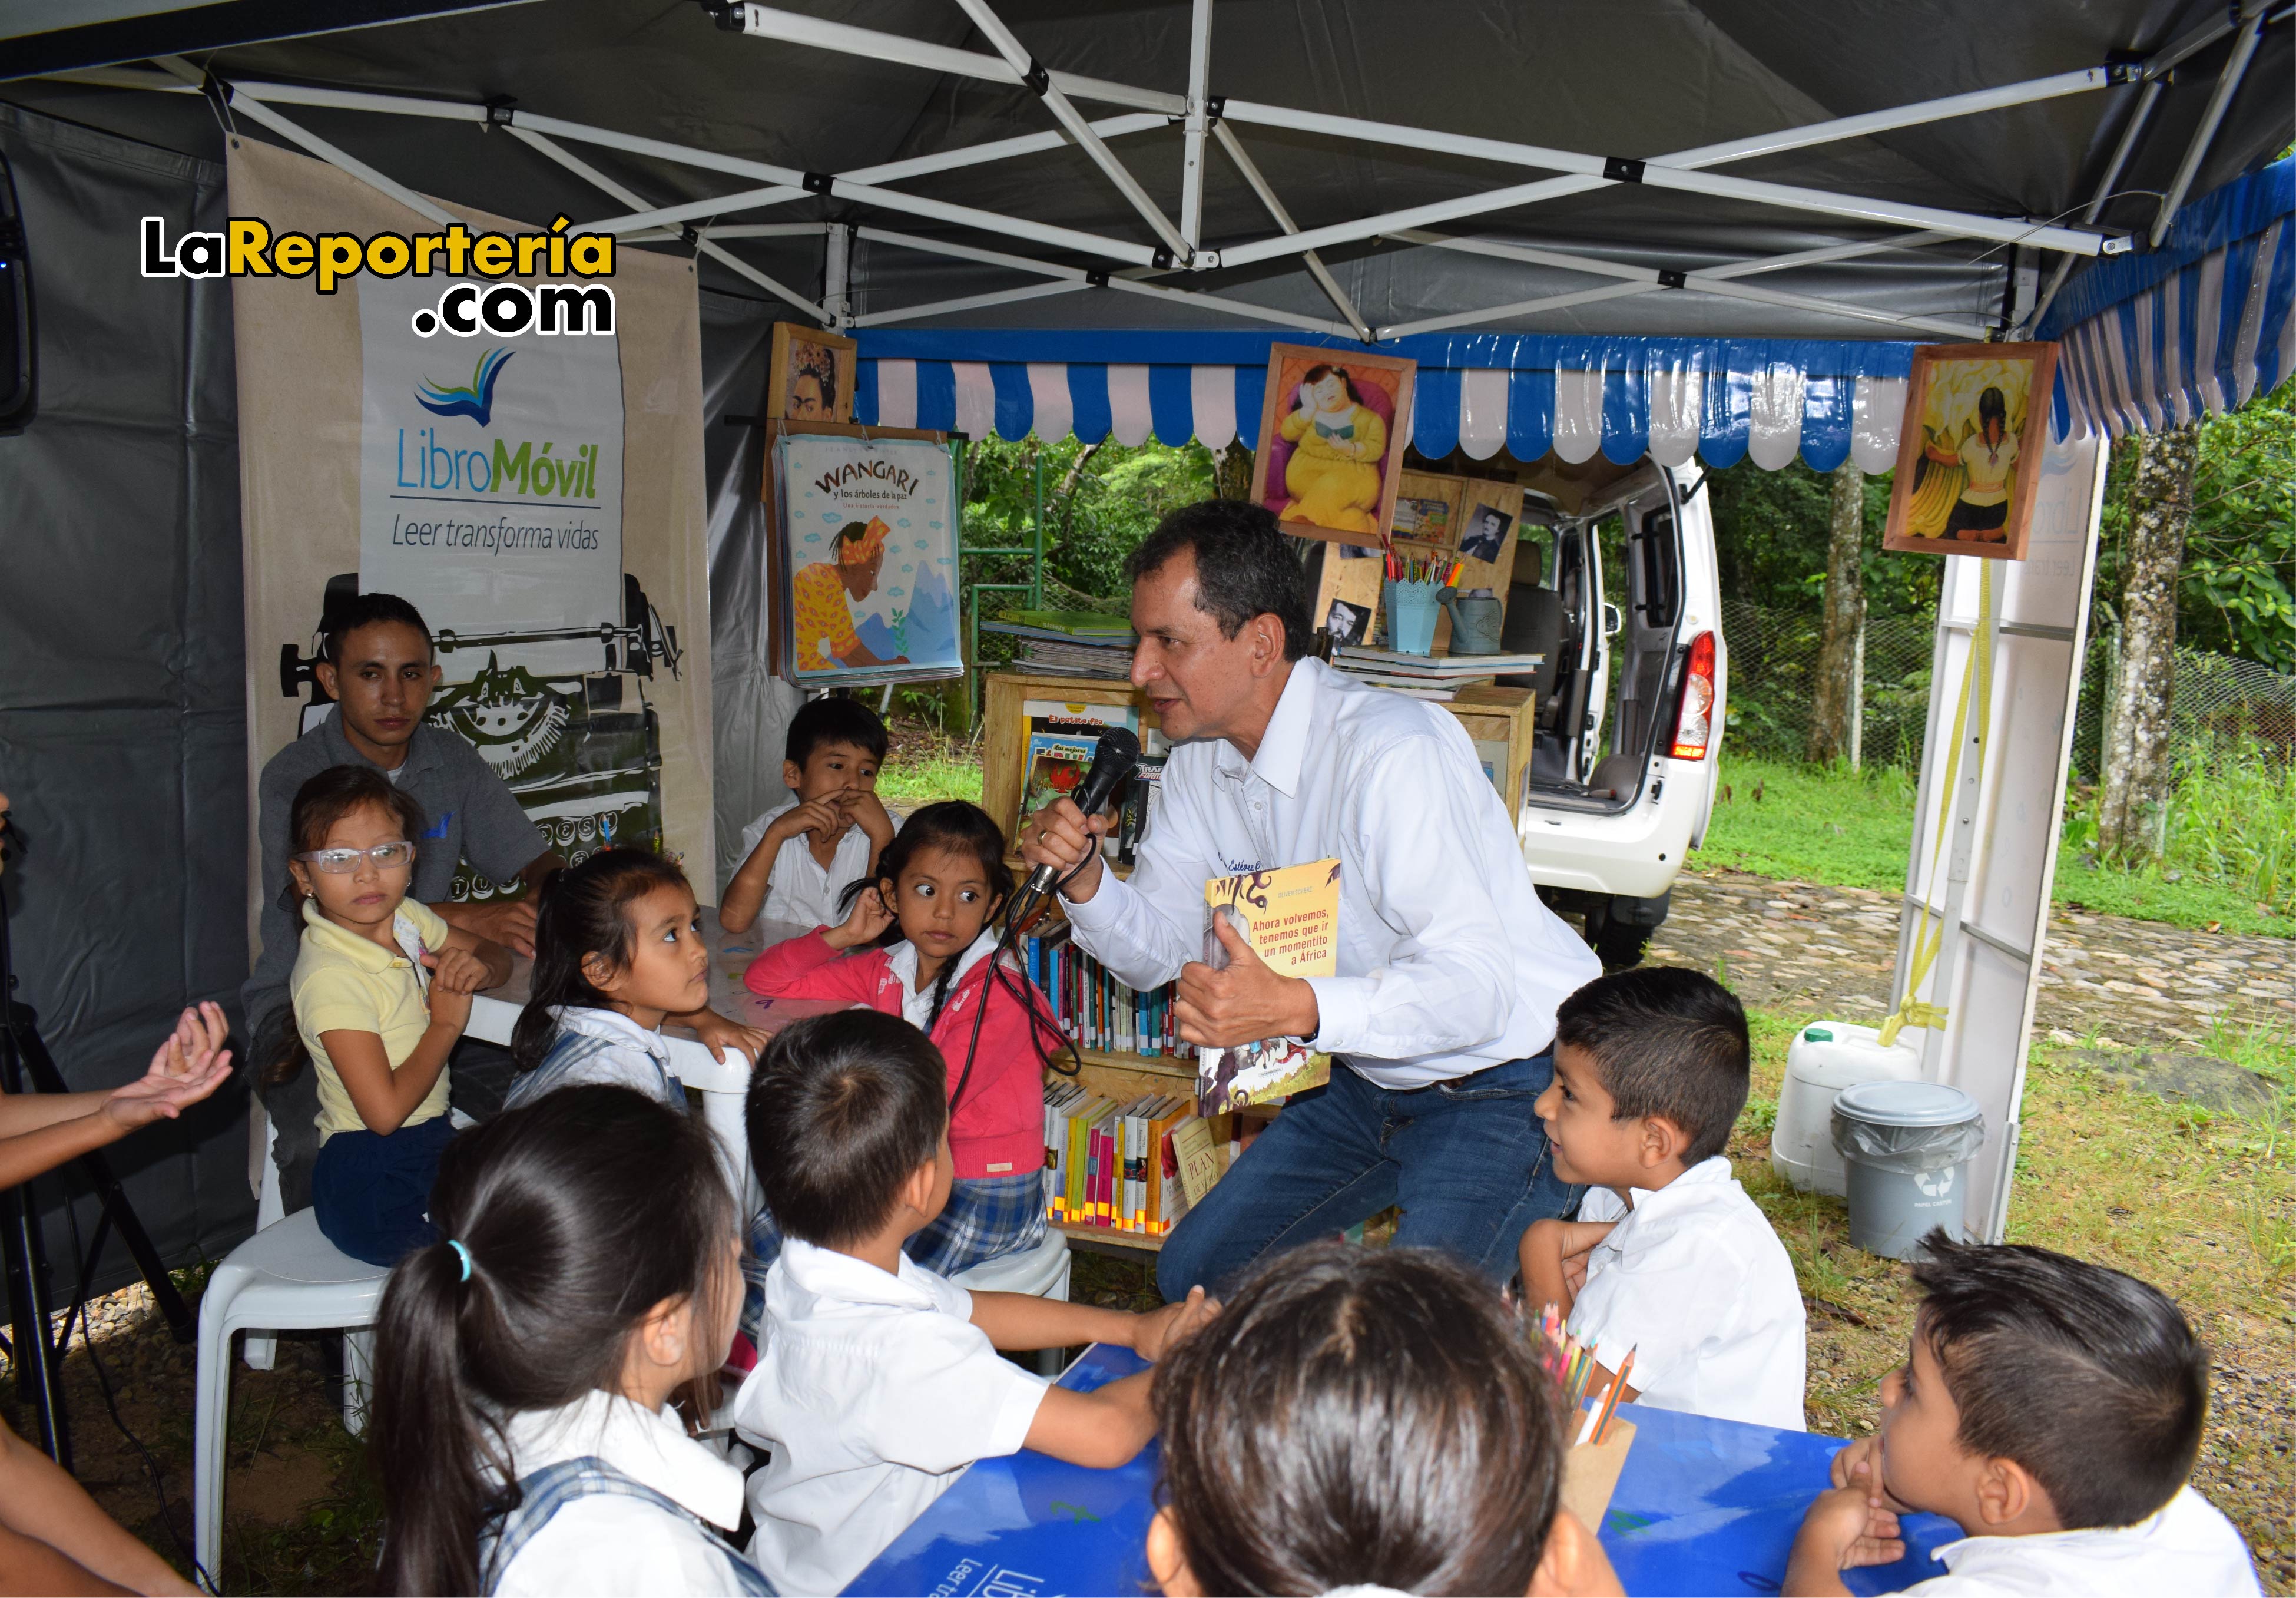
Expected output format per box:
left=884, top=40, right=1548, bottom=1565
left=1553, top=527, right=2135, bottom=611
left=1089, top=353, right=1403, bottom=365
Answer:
left=847, top=1347, right=1963, bottom=1597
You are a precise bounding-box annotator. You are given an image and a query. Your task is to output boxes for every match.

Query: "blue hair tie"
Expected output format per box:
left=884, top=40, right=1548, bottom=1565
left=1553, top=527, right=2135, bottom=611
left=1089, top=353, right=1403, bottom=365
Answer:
left=448, top=1239, right=474, bottom=1282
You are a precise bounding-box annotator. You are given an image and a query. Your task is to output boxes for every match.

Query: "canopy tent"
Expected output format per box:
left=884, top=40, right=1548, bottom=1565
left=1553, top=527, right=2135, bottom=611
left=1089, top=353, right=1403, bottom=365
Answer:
left=2, top=0, right=2291, bottom=1283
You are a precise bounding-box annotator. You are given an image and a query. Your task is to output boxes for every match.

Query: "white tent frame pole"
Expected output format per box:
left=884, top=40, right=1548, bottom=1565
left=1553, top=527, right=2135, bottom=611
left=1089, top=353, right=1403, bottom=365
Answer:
left=853, top=279, right=1089, bottom=327
left=585, top=115, right=1170, bottom=239
left=503, top=123, right=825, bottom=318
left=1179, top=0, right=1212, bottom=249
left=509, top=108, right=1160, bottom=266
left=2023, top=78, right=2164, bottom=335
left=1211, top=121, right=1369, bottom=340
left=1380, top=229, right=1990, bottom=339
left=731, top=1, right=1182, bottom=112
left=582, top=112, right=1167, bottom=237
left=157, top=59, right=462, bottom=226
left=1695, top=230, right=1955, bottom=279
left=627, top=221, right=830, bottom=241
left=823, top=223, right=852, bottom=326
left=849, top=224, right=1354, bottom=336
left=2149, top=10, right=2265, bottom=246
left=950, top=0, right=1191, bottom=260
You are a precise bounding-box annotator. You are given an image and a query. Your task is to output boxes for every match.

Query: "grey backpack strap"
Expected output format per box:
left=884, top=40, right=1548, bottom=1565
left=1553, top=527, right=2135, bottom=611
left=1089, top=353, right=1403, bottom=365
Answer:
left=481, top=1455, right=776, bottom=1596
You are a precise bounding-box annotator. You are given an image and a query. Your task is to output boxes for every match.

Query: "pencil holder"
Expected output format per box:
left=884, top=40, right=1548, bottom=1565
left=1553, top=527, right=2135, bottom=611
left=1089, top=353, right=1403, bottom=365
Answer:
left=1382, top=578, right=1443, bottom=656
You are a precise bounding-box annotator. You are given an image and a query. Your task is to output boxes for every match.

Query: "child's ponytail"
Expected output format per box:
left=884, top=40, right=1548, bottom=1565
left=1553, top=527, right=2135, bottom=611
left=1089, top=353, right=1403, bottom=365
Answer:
left=510, top=849, right=694, bottom=1073
left=372, top=1086, right=737, bottom=1596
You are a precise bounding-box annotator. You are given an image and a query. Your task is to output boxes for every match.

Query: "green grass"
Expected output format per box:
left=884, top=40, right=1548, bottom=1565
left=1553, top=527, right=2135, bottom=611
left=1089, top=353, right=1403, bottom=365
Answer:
left=877, top=749, right=984, bottom=809
left=1694, top=755, right=2296, bottom=938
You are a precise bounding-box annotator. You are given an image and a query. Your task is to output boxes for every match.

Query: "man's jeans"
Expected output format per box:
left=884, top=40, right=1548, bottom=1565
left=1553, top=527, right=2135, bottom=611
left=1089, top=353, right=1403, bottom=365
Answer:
left=1155, top=1050, right=1581, bottom=1299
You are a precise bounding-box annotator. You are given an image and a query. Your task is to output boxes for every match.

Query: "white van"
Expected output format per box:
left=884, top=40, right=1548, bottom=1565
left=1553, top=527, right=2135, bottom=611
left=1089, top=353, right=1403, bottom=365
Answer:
left=1495, top=458, right=1725, bottom=967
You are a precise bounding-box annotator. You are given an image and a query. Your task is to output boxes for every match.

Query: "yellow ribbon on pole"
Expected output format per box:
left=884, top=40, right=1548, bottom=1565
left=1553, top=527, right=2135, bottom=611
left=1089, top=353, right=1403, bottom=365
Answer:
left=1880, top=561, right=1994, bottom=1048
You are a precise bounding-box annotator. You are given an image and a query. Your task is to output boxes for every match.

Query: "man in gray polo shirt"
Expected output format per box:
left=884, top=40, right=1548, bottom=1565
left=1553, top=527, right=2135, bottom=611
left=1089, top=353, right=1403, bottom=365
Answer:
left=244, top=592, right=559, bottom=1205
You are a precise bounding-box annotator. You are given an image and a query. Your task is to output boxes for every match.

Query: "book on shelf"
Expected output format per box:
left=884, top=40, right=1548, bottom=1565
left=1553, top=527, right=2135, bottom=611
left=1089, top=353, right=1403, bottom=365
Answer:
left=987, top=610, right=1136, bottom=640
left=989, top=616, right=1138, bottom=680
left=1196, top=859, right=1342, bottom=1115
left=1336, top=645, right=1546, bottom=675
left=1043, top=1082, right=1202, bottom=1236
left=1025, top=922, right=1180, bottom=1058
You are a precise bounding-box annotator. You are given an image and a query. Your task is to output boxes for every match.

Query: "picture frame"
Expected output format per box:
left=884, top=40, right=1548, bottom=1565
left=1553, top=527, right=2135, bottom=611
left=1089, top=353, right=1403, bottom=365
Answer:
left=1248, top=343, right=1417, bottom=547
left=1881, top=341, right=2060, bottom=562
left=767, top=322, right=859, bottom=424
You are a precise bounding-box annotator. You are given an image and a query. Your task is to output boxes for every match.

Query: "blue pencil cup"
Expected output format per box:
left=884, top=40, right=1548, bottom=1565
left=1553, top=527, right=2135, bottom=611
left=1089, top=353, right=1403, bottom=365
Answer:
left=1383, top=579, right=1443, bottom=655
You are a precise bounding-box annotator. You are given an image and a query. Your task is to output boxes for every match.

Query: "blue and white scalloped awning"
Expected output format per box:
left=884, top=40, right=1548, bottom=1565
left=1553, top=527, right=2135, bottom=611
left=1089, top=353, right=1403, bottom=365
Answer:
left=854, top=331, right=1918, bottom=472
left=2040, top=156, right=2296, bottom=439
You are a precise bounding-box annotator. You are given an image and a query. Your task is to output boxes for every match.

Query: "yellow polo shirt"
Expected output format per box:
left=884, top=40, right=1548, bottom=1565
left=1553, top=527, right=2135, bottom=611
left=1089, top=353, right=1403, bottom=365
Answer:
left=290, top=897, right=453, bottom=1142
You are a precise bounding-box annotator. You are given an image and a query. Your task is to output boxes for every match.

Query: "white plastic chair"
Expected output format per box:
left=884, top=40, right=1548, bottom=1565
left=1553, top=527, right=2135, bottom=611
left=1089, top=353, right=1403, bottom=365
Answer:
left=951, top=1229, right=1073, bottom=1375
left=193, top=1126, right=394, bottom=1576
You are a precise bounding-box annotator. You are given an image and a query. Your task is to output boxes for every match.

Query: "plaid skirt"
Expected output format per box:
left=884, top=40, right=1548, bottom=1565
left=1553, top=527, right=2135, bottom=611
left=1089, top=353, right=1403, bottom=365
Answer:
left=740, top=1172, right=1046, bottom=1339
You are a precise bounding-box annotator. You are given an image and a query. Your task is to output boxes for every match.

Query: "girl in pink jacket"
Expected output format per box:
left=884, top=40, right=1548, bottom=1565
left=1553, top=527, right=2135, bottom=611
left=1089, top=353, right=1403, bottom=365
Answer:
left=744, top=801, right=1066, bottom=1275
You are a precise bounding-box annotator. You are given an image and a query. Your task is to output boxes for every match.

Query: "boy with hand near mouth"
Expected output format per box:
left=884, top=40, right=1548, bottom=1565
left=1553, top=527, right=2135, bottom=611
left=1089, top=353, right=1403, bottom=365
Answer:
left=1518, top=966, right=1807, bottom=1430
left=722, top=696, right=898, bottom=934
left=1785, top=1230, right=2261, bottom=1596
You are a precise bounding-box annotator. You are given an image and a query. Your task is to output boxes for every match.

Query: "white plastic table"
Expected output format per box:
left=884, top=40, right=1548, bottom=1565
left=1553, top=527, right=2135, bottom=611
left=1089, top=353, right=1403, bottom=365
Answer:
left=464, top=912, right=837, bottom=1199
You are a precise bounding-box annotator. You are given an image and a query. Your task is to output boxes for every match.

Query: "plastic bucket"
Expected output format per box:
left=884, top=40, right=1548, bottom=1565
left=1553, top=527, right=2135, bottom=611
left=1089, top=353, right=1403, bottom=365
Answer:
left=1830, top=1081, right=1985, bottom=1260
left=1383, top=579, right=1442, bottom=655
left=1771, top=1021, right=1924, bottom=1196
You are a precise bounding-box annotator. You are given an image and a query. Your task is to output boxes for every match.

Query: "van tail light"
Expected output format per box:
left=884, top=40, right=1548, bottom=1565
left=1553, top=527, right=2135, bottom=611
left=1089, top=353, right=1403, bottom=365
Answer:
left=1671, top=631, right=1716, bottom=760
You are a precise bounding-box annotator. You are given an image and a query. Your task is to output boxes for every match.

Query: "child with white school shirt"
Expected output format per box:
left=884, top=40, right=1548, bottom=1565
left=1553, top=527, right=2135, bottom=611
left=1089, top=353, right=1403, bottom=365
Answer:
left=370, top=1086, right=766, bottom=1597
left=735, top=1010, right=1218, bottom=1595
left=1785, top=1229, right=2260, bottom=1596
left=1519, top=967, right=1807, bottom=1431
left=721, top=694, right=898, bottom=934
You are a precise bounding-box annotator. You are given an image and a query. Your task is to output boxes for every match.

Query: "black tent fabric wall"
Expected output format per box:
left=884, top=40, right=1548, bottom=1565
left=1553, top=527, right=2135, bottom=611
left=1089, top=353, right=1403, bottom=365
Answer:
left=0, top=103, right=255, bottom=1306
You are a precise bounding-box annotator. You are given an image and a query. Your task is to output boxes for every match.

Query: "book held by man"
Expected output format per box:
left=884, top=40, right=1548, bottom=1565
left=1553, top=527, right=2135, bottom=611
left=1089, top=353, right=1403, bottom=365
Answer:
left=1195, top=859, right=1342, bottom=1115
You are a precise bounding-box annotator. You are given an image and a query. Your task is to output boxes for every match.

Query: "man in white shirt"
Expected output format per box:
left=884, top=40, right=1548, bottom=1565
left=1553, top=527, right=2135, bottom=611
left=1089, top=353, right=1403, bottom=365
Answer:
left=1785, top=1232, right=2262, bottom=1597
left=1021, top=501, right=1601, bottom=1297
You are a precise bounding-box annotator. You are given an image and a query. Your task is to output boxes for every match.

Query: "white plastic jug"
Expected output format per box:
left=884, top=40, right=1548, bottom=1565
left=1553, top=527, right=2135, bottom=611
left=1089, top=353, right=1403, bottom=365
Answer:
left=1770, top=1020, right=1924, bottom=1196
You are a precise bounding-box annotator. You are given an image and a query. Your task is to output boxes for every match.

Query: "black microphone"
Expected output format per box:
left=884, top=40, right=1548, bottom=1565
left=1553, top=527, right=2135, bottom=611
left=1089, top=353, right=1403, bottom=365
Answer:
left=1021, top=726, right=1141, bottom=907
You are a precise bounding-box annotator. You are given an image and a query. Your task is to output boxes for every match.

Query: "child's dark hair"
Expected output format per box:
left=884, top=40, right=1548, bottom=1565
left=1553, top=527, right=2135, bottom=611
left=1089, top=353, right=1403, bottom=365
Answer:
left=1151, top=1240, right=1566, bottom=1595
left=372, top=1085, right=736, bottom=1596
left=511, top=849, right=694, bottom=1072
left=1909, top=1228, right=2208, bottom=1529
left=322, top=590, right=432, bottom=663
left=1554, top=965, right=1749, bottom=1162
left=746, top=1010, right=947, bottom=1250
left=266, top=766, right=430, bottom=1087
left=785, top=693, right=889, bottom=769
left=837, top=800, right=1014, bottom=1032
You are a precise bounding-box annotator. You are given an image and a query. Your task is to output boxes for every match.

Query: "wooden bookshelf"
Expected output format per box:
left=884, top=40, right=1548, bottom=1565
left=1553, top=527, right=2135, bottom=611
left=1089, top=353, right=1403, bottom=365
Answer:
left=1055, top=1219, right=1165, bottom=1255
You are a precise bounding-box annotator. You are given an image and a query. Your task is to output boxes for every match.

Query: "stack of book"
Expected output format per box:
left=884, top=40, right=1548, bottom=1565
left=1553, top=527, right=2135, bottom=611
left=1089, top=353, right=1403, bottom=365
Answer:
left=1043, top=1089, right=1200, bottom=1237
left=1331, top=645, right=1546, bottom=700
left=1026, top=924, right=1179, bottom=1055
left=981, top=610, right=1135, bottom=679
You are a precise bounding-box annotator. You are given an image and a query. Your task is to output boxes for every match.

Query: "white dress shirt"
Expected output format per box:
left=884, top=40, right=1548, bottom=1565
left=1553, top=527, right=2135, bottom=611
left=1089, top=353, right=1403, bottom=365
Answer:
left=1568, top=1156, right=1808, bottom=1430
left=493, top=1388, right=753, bottom=1598
left=1905, top=1486, right=2261, bottom=1596
left=502, top=1006, right=685, bottom=1112
left=1063, top=657, right=1600, bottom=1087
left=737, top=798, right=893, bottom=929
left=733, top=1238, right=1051, bottom=1594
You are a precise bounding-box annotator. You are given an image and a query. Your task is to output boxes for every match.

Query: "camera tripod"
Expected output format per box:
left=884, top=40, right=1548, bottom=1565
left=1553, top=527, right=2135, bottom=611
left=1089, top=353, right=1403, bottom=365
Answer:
left=2, top=845, right=196, bottom=1468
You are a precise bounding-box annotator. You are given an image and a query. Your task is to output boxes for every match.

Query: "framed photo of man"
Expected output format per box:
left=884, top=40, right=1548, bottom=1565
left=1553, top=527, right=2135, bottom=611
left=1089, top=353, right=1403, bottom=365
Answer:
left=1248, top=343, right=1417, bottom=546
left=767, top=323, right=859, bottom=423
left=1882, top=341, right=2059, bottom=562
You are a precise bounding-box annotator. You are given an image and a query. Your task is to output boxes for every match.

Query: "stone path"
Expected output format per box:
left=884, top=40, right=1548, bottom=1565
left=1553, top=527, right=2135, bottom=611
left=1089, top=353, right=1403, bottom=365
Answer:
left=1650, top=870, right=2296, bottom=1046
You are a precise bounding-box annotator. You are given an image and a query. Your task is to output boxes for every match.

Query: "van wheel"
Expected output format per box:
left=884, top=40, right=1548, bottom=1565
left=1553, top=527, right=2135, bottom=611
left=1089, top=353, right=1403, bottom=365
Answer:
left=1580, top=899, right=1657, bottom=970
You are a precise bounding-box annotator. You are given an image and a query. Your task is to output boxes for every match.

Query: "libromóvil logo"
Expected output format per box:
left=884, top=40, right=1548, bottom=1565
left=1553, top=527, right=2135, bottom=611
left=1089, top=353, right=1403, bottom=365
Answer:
left=418, top=348, right=514, bottom=426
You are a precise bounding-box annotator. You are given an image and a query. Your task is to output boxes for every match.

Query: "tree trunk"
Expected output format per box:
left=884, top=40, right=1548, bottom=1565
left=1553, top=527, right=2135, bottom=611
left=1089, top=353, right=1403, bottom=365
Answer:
left=1214, top=439, right=1254, bottom=501
left=2097, top=422, right=2200, bottom=862
left=1807, top=460, right=1868, bottom=765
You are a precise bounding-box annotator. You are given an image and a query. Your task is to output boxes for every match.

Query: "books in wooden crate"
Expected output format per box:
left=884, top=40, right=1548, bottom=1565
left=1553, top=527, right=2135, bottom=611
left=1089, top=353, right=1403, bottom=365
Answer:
left=1197, top=859, right=1341, bottom=1114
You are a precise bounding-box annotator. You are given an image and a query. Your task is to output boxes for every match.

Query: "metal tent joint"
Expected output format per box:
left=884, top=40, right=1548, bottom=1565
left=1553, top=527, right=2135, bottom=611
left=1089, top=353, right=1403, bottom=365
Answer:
left=801, top=171, right=834, bottom=197
left=1022, top=57, right=1050, bottom=97
left=1603, top=156, right=1646, bottom=184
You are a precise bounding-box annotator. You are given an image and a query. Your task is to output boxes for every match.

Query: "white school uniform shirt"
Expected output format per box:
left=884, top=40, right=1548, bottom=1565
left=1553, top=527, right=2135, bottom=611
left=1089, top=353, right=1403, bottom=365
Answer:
left=1062, top=657, right=1600, bottom=1088
left=883, top=928, right=999, bottom=1032
left=493, top=1388, right=753, bottom=1598
left=737, top=798, right=893, bottom=929
left=733, top=1238, right=1051, bottom=1594
left=1904, top=1486, right=2262, bottom=1596
left=1566, top=1156, right=1808, bottom=1430
left=501, top=1006, right=686, bottom=1113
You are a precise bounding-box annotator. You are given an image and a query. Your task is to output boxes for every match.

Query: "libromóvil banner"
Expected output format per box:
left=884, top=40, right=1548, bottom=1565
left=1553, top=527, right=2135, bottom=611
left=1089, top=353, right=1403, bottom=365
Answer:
left=357, top=273, right=625, bottom=680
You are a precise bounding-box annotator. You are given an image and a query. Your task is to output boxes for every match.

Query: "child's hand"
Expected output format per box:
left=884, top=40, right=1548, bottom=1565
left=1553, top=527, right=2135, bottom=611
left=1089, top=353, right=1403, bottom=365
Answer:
left=848, top=790, right=897, bottom=849
left=688, top=1007, right=771, bottom=1066
left=823, top=885, right=894, bottom=950
left=102, top=1003, right=236, bottom=1130
left=1796, top=1480, right=1904, bottom=1571
left=775, top=796, right=849, bottom=846
left=422, top=947, right=487, bottom=1031
left=1559, top=1219, right=1614, bottom=1295
left=1828, top=1435, right=1909, bottom=1513
left=1131, top=1285, right=1219, bottom=1361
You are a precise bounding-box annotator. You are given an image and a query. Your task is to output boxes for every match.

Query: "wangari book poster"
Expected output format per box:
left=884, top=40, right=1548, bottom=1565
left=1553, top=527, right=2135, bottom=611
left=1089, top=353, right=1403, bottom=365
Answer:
left=775, top=434, right=960, bottom=684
